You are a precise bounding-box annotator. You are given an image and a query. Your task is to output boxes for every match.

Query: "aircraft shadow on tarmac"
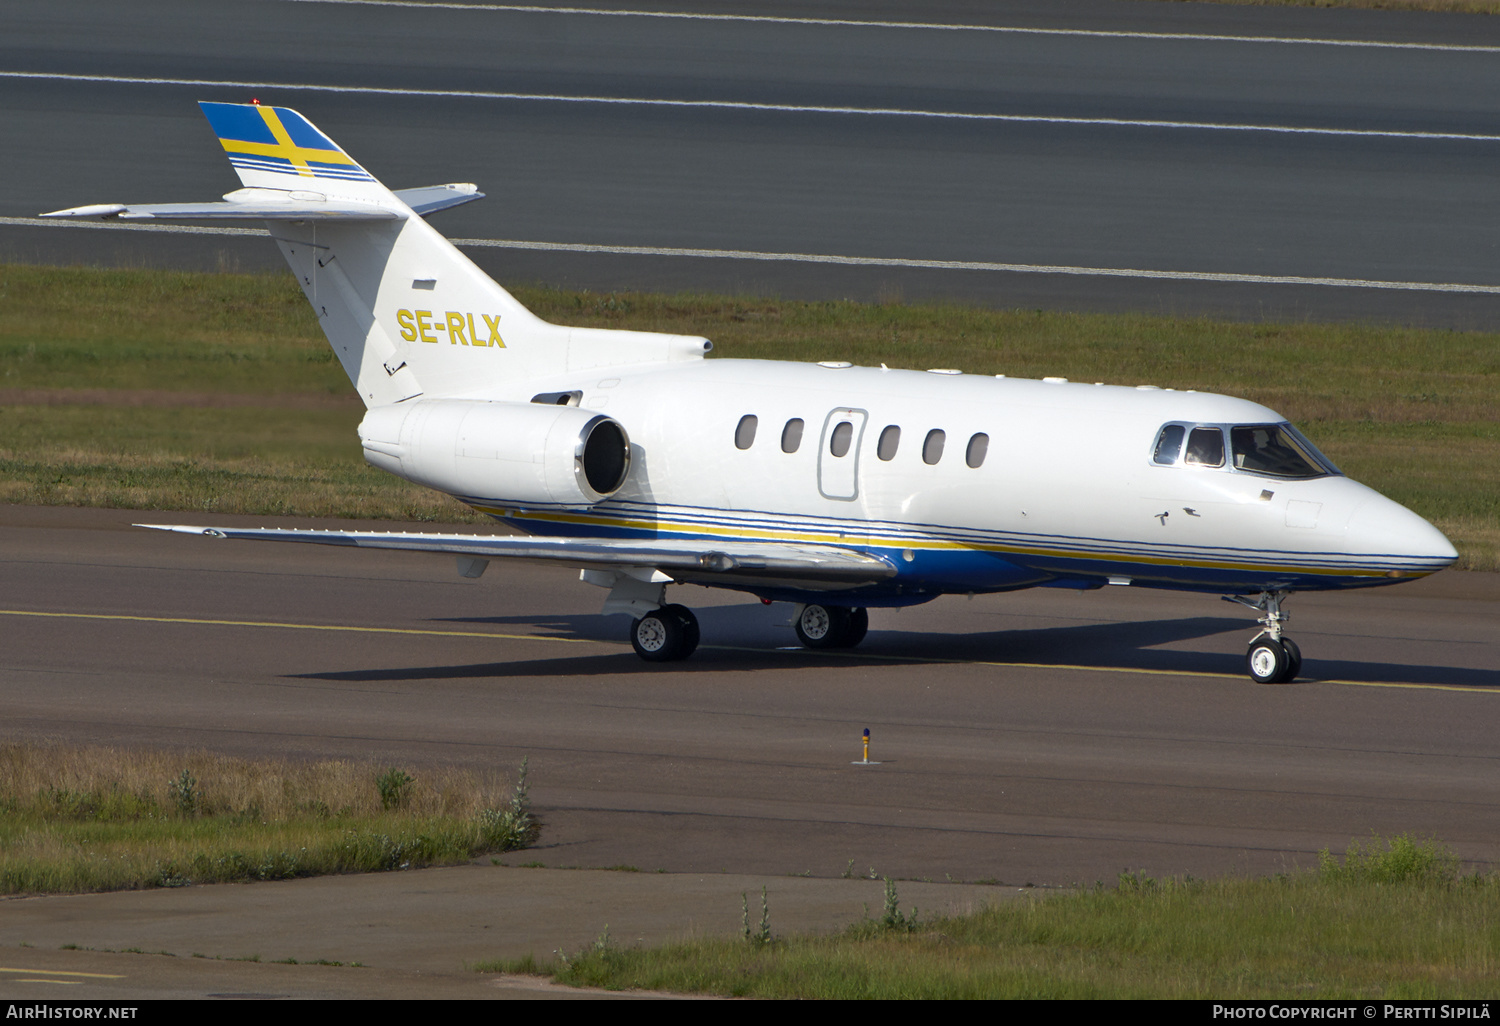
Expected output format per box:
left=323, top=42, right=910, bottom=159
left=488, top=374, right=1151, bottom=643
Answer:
left=288, top=608, right=1499, bottom=687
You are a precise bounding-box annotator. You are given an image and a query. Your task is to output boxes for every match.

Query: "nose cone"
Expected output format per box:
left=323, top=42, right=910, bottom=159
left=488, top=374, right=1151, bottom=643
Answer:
left=1346, top=496, right=1458, bottom=576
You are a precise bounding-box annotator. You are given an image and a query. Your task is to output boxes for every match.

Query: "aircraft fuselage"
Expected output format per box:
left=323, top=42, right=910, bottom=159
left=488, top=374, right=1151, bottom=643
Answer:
left=439, top=358, right=1455, bottom=605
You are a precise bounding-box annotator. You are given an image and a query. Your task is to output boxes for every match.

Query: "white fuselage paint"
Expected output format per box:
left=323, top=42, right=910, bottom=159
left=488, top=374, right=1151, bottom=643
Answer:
left=446, top=358, right=1455, bottom=601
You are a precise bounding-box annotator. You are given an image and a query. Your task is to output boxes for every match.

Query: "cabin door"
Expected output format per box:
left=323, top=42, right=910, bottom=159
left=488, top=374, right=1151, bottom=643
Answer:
left=818, top=407, right=868, bottom=501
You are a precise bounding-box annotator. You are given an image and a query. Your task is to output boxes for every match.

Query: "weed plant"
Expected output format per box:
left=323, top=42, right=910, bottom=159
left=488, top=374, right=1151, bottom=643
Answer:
left=485, top=836, right=1499, bottom=998
left=376, top=768, right=415, bottom=811
left=0, top=743, right=539, bottom=894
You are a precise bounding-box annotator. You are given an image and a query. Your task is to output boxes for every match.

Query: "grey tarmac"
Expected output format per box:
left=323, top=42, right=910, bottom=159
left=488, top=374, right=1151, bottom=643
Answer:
left=1, top=503, right=1496, bottom=995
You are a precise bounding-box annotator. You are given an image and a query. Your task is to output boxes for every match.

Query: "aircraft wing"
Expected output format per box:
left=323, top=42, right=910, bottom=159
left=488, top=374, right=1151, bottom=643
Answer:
left=136, top=524, right=897, bottom=586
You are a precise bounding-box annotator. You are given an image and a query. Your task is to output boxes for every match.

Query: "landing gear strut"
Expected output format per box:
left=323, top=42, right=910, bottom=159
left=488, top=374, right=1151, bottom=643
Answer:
left=629, top=603, right=700, bottom=662
left=793, top=604, right=869, bottom=649
left=1225, top=590, right=1302, bottom=684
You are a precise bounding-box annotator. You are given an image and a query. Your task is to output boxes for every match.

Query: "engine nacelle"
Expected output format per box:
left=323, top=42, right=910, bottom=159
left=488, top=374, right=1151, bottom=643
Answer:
left=358, top=399, right=630, bottom=509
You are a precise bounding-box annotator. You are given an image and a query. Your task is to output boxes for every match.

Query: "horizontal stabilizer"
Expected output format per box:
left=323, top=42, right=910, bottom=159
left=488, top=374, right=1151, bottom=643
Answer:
left=137, top=524, right=897, bottom=586
left=42, top=188, right=400, bottom=222
left=392, top=183, right=484, bottom=216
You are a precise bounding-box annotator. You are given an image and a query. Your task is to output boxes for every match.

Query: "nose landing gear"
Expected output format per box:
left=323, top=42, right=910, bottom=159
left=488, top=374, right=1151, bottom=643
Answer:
left=1226, top=590, right=1302, bottom=684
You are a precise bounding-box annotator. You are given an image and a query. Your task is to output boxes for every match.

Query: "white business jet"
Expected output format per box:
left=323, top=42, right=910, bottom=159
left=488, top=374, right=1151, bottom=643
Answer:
left=44, top=103, right=1457, bottom=683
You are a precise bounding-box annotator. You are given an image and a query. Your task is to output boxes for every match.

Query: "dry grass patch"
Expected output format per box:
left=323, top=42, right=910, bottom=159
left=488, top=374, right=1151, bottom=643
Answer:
left=0, top=743, right=538, bottom=893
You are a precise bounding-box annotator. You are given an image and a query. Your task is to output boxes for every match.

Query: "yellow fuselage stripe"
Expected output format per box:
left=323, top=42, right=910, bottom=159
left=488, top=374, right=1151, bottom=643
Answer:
left=477, top=507, right=1409, bottom=580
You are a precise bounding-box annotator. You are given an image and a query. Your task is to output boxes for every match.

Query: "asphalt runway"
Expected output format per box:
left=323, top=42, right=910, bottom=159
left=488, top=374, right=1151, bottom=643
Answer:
left=6, top=0, right=1500, bottom=324
left=4, top=504, right=1497, bottom=887
left=3, top=505, right=1497, bottom=994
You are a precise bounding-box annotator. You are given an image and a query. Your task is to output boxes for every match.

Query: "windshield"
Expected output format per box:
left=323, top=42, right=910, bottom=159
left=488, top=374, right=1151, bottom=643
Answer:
left=1229, top=423, right=1339, bottom=479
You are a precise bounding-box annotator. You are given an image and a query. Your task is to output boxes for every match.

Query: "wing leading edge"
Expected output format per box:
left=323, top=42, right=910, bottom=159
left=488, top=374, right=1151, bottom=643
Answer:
left=136, top=524, right=897, bottom=588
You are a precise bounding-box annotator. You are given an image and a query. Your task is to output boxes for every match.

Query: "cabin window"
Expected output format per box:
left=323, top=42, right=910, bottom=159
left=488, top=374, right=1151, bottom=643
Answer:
left=829, top=420, right=853, bottom=458
left=735, top=414, right=758, bottom=450
left=923, top=429, right=946, bottom=466
left=1184, top=426, right=1225, bottom=468
left=781, top=418, right=804, bottom=453
left=1231, top=424, right=1336, bottom=479
left=1152, top=424, right=1185, bottom=465
left=966, top=433, right=989, bottom=469
left=877, top=425, right=901, bottom=461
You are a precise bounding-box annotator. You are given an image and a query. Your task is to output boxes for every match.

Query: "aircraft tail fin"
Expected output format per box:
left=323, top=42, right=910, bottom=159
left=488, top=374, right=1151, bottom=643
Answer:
left=200, top=101, right=382, bottom=192
left=42, top=103, right=711, bottom=408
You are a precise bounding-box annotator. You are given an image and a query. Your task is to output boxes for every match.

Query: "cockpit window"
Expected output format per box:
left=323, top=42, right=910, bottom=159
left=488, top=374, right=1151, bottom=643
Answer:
left=1152, top=424, right=1186, bottom=465
left=1183, top=427, right=1225, bottom=468
left=1231, top=423, right=1339, bottom=479
left=1152, top=420, right=1342, bottom=478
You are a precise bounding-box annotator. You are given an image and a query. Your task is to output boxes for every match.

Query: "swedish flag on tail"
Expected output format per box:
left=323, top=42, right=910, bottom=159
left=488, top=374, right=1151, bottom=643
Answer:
left=201, top=102, right=377, bottom=186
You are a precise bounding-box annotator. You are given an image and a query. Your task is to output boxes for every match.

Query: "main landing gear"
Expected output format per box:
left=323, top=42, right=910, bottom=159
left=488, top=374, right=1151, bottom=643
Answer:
left=625, top=601, right=871, bottom=662
left=629, top=603, right=700, bottom=662
left=1225, top=590, right=1302, bottom=684
left=793, top=603, right=869, bottom=649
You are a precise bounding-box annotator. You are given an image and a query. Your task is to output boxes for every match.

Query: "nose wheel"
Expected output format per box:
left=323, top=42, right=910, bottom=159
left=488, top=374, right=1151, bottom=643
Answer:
left=793, top=604, right=869, bottom=649
left=1226, top=591, right=1301, bottom=684
left=1247, top=634, right=1302, bottom=684
left=629, top=603, right=700, bottom=662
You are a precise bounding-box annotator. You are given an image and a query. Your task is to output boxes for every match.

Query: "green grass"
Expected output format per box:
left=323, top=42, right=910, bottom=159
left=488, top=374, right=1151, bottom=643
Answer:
left=0, top=264, right=338, bottom=394
left=481, top=837, right=1499, bottom=999
left=0, top=404, right=480, bottom=521
left=2, top=263, right=1495, bottom=565
left=0, top=743, right=538, bottom=894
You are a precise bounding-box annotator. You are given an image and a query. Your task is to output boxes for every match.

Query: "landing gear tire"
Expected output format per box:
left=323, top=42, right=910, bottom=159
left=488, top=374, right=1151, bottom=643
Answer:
left=630, top=604, right=700, bottom=662
left=794, top=604, right=868, bottom=649
left=837, top=607, right=869, bottom=649
left=659, top=603, right=700, bottom=659
left=1227, top=590, right=1300, bottom=684
left=1279, top=636, right=1302, bottom=681
left=1247, top=637, right=1294, bottom=684
left=794, top=604, right=846, bottom=649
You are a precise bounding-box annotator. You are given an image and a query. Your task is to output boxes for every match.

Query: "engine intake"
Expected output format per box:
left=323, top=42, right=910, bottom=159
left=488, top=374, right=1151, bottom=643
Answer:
left=359, top=399, right=631, bottom=509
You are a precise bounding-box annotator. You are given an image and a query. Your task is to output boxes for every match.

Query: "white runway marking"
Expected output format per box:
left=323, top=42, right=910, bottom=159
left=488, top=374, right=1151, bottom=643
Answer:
left=6, top=216, right=1499, bottom=295
left=4, top=70, right=1499, bottom=143
left=284, top=0, right=1500, bottom=54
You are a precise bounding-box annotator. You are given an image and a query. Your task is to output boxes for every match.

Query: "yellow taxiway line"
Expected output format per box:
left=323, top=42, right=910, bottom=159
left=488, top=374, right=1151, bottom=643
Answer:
left=2, top=608, right=1491, bottom=694
left=0, top=967, right=125, bottom=979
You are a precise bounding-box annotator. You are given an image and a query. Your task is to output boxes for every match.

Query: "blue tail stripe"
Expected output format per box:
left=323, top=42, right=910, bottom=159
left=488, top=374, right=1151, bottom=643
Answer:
left=199, top=102, right=277, bottom=144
